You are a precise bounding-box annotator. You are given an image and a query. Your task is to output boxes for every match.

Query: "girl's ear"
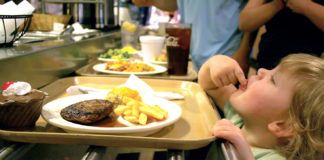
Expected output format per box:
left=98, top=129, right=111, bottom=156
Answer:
left=268, top=120, right=294, bottom=138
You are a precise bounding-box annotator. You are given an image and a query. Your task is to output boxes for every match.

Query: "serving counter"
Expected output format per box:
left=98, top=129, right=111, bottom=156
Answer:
left=0, top=31, right=120, bottom=89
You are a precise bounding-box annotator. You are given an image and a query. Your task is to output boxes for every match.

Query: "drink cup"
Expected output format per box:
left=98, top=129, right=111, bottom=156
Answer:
left=165, top=23, right=191, bottom=75
left=121, top=21, right=140, bottom=49
left=139, top=35, right=165, bottom=62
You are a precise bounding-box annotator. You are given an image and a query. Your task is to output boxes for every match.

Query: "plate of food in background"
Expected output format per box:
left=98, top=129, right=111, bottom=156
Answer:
left=98, top=47, right=139, bottom=62
left=150, top=52, right=167, bottom=65
left=41, top=87, right=182, bottom=135
left=93, top=60, right=167, bottom=75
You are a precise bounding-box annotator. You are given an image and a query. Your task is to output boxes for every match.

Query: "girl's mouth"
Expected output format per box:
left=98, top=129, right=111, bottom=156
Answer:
left=239, top=80, right=248, bottom=91
left=239, top=84, right=246, bottom=91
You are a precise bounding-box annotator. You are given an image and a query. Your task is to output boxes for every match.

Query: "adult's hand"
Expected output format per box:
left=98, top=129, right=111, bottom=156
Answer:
left=239, top=0, right=285, bottom=31
left=286, top=0, right=311, bottom=14
left=232, top=53, right=250, bottom=76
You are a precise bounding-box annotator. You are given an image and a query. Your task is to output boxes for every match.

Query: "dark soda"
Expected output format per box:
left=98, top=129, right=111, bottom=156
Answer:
left=165, top=25, right=191, bottom=75
left=166, top=46, right=189, bottom=75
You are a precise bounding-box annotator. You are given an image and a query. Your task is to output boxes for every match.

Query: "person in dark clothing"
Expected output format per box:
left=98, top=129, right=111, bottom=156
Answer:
left=240, top=0, right=324, bottom=69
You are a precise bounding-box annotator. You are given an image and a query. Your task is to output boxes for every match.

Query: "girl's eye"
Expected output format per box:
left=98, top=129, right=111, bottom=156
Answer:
left=271, top=75, right=276, bottom=85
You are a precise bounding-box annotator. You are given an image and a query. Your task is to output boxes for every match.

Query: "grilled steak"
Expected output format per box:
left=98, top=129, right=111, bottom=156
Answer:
left=60, top=99, right=115, bottom=124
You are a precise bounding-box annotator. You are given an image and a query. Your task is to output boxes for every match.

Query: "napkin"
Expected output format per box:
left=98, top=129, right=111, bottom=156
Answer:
left=0, top=1, right=17, bottom=15
left=72, top=22, right=97, bottom=35
left=123, top=74, right=155, bottom=99
left=0, top=0, right=35, bottom=44
left=66, top=75, right=153, bottom=97
left=123, top=75, right=184, bottom=100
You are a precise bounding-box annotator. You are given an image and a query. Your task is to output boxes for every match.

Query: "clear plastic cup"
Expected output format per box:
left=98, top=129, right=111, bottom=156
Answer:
left=121, top=21, right=140, bottom=49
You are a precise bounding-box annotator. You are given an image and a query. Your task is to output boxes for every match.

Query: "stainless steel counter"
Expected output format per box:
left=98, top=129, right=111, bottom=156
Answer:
left=0, top=31, right=120, bottom=89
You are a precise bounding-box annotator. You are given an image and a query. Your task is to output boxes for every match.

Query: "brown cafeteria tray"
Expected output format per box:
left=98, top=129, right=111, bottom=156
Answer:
left=0, top=77, right=219, bottom=150
left=76, top=60, right=198, bottom=81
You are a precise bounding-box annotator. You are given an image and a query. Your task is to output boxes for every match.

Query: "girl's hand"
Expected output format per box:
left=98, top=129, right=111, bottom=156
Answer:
left=212, top=119, right=255, bottom=160
left=207, top=55, right=247, bottom=88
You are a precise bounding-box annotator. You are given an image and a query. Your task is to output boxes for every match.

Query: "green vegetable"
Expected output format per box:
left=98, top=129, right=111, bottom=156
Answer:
left=99, top=49, right=132, bottom=60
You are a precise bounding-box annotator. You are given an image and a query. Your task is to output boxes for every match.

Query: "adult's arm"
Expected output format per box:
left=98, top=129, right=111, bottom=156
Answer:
left=239, top=0, right=284, bottom=31
left=132, top=0, right=178, bottom=12
left=287, top=0, right=324, bottom=31
left=232, top=31, right=258, bottom=75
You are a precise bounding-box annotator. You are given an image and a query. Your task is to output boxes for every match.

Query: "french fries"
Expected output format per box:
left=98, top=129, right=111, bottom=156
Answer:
left=113, top=97, right=168, bottom=125
left=139, top=105, right=164, bottom=120
left=138, top=113, right=147, bottom=125
left=124, top=116, right=139, bottom=123
left=108, top=86, right=168, bottom=125
left=114, top=105, right=130, bottom=115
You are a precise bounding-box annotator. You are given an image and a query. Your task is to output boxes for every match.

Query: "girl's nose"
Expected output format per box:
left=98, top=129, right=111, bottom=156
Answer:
left=257, top=68, right=269, bottom=79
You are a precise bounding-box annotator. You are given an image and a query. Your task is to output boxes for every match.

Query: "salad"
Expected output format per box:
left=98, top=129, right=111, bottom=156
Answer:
left=99, top=49, right=132, bottom=60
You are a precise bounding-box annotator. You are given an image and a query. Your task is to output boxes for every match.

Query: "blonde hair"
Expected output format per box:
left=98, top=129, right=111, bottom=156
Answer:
left=277, top=54, right=324, bottom=160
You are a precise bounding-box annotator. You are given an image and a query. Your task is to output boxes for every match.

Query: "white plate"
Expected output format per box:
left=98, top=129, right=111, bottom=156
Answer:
left=92, top=63, right=167, bottom=75
left=97, top=57, right=130, bottom=62
left=98, top=57, right=122, bottom=62
left=137, top=52, right=167, bottom=65
left=41, top=93, right=182, bottom=135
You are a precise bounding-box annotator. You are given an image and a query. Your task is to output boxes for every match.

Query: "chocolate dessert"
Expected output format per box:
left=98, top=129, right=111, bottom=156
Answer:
left=0, top=82, right=47, bottom=129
